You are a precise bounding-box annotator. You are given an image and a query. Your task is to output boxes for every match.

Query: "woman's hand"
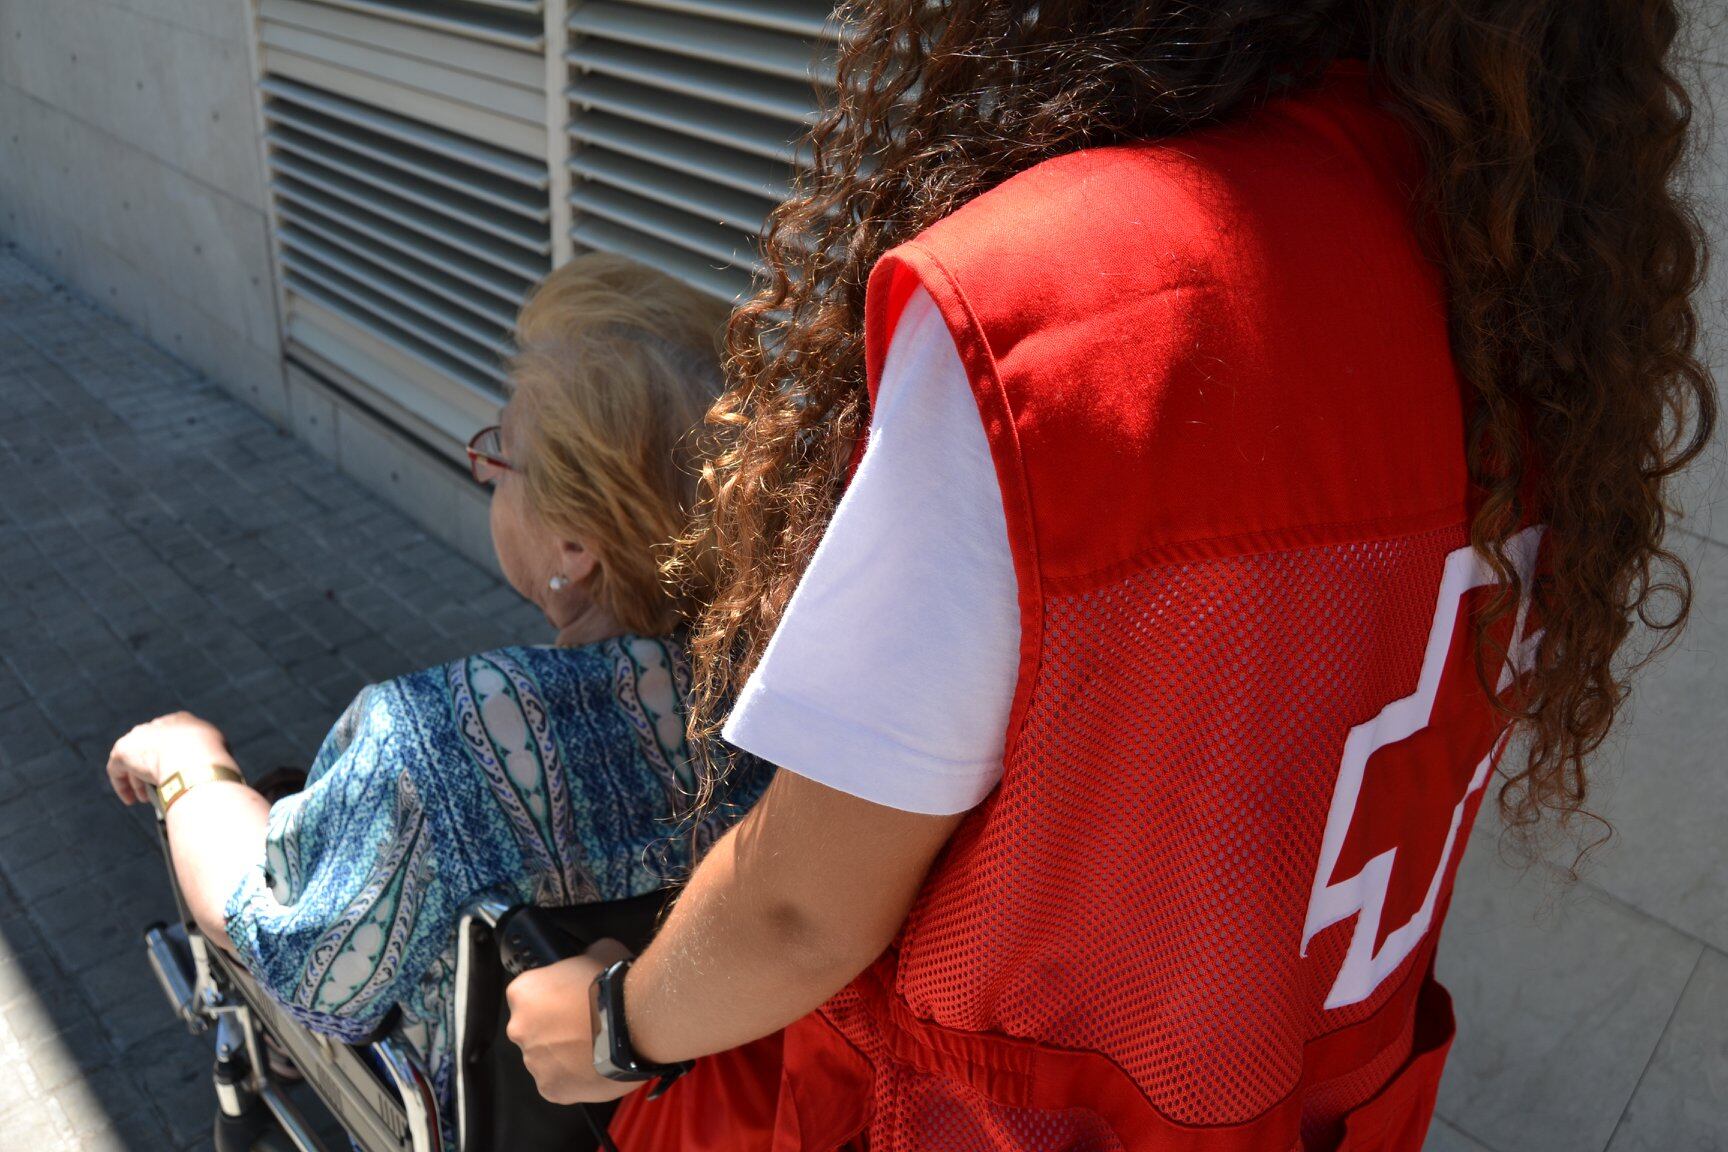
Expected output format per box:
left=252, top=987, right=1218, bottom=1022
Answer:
left=505, top=939, right=641, bottom=1105
left=106, top=712, right=233, bottom=805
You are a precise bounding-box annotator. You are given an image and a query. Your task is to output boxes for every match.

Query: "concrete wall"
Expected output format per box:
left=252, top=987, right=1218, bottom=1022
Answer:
left=0, top=0, right=286, bottom=421
left=282, top=361, right=500, bottom=577
left=0, top=0, right=501, bottom=573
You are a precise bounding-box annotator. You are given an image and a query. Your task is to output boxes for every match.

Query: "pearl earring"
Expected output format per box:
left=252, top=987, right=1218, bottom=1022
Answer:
left=548, top=574, right=570, bottom=591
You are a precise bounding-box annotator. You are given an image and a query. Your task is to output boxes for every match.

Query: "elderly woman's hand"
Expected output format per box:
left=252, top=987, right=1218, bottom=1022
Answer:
left=106, top=712, right=233, bottom=805
left=506, top=939, right=640, bottom=1105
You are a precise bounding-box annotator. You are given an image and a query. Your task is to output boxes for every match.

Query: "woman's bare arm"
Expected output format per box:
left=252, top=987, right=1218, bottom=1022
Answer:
left=505, top=768, right=964, bottom=1103
left=160, top=781, right=271, bottom=952
left=107, top=712, right=270, bottom=952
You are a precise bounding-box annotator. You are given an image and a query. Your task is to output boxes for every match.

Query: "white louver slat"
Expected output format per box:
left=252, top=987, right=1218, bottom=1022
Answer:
left=285, top=227, right=513, bottom=364
left=570, top=3, right=837, bottom=87
left=573, top=217, right=754, bottom=302
left=617, top=0, right=837, bottom=39
left=573, top=149, right=776, bottom=233
left=259, top=0, right=551, bottom=158
left=567, top=40, right=815, bottom=123
left=568, top=74, right=807, bottom=164
left=261, top=76, right=550, bottom=186
left=270, top=153, right=549, bottom=276
left=266, top=0, right=545, bottom=85
left=280, top=207, right=524, bottom=332
left=570, top=182, right=756, bottom=270
left=265, top=80, right=548, bottom=393
left=266, top=130, right=549, bottom=252
left=569, top=111, right=790, bottom=200
left=275, top=179, right=536, bottom=306
left=270, top=0, right=546, bottom=51
left=566, top=0, right=842, bottom=301
left=257, top=0, right=555, bottom=451
left=263, top=24, right=546, bottom=125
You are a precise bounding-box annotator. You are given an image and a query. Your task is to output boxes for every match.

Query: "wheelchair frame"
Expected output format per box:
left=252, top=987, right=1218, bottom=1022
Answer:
left=140, top=798, right=648, bottom=1152
left=144, top=867, right=454, bottom=1151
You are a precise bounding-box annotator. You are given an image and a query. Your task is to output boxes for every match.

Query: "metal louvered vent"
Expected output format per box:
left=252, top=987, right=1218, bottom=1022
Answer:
left=258, top=0, right=554, bottom=448
left=565, top=0, right=844, bottom=301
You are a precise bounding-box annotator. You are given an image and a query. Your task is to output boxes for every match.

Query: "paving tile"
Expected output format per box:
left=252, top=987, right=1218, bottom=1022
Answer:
left=0, top=250, right=546, bottom=1147
left=128, top=1026, right=213, bottom=1148
left=0, top=699, right=70, bottom=762
left=1422, top=1116, right=1496, bottom=1152
left=53, top=1065, right=151, bottom=1139
left=77, top=1111, right=180, bottom=1152
left=6, top=851, right=91, bottom=903
left=24, top=1019, right=111, bottom=1094
left=49, top=909, right=147, bottom=978
left=0, top=1077, right=47, bottom=1133
left=1434, top=844, right=1703, bottom=1152
left=1, top=987, right=99, bottom=1051
left=77, top=952, right=166, bottom=1020
left=1573, top=535, right=1728, bottom=950
left=0, top=210, right=1705, bottom=1151
left=337, top=634, right=414, bottom=684
left=0, top=792, right=50, bottom=843
left=100, top=991, right=186, bottom=1055
left=256, top=628, right=331, bottom=669
left=0, top=817, right=70, bottom=872
left=34, top=683, right=120, bottom=744
left=229, top=731, right=313, bottom=777
left=1606, top=946, right=1728, bottom=1152
left=293, top=599, right=373, bottom=649
left=0, top=1101, right=76, bottom=1151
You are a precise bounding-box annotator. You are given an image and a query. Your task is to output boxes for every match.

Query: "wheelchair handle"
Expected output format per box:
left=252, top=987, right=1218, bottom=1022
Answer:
left=494, top=906, right=628, bottom=1152
left=496, top=905, right=591, bottom=978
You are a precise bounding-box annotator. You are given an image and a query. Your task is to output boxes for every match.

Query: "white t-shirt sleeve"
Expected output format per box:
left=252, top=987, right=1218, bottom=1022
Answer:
left=720, top=287, right=1021, bottom=815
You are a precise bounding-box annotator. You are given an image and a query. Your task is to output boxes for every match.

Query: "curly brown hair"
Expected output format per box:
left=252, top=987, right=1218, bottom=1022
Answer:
left=670, top=0, right=1718, bottom=852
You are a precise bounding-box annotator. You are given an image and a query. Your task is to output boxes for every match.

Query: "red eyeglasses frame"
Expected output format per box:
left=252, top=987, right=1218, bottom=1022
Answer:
left=466, top=425, right=514, bottom=485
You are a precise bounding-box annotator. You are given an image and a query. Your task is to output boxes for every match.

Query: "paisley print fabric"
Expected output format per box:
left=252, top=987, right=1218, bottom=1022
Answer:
left=223, top=636, right=767, bottom=1143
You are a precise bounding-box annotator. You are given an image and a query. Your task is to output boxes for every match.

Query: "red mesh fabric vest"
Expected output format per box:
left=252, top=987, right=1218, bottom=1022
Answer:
left=613, top=61, right=1542, bottom=1152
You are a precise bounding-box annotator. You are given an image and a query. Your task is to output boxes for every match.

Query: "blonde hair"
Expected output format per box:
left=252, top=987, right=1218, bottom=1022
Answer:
left=509, top=252, right=732, bottom=636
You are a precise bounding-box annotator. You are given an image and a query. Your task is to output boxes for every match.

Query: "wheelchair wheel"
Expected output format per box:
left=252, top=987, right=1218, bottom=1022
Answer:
left=214, top=1106, right=273, bottom=1152
left=212, top=1107, right=296, bottom=1152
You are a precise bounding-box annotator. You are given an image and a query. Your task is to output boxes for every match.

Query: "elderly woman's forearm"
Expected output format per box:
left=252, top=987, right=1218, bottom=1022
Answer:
left=163, top=781, right=271, bottom=953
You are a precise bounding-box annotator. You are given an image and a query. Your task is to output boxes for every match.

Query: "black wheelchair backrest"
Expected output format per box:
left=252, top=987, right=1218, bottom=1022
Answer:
left=454, top=890, right=673, bottom=1152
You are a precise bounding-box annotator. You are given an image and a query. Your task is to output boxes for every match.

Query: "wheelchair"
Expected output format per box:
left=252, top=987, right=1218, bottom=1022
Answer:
left=139, top=784, right=669, bottom=1152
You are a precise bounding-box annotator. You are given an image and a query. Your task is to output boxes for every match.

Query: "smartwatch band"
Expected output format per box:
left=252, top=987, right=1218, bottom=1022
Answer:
left=590, top=958, right=692, bottom=1096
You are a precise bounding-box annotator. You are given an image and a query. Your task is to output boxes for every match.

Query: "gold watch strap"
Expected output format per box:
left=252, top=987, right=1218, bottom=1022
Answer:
left=158, top=762, right=245, bottom=815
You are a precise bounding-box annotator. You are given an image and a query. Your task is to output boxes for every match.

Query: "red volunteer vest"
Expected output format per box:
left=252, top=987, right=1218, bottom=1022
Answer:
left=615, top=60, right=1539, bottom=1152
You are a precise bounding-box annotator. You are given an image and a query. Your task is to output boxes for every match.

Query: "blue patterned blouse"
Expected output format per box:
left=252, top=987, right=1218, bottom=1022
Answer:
left=223, top=636, right=765, bottom=1142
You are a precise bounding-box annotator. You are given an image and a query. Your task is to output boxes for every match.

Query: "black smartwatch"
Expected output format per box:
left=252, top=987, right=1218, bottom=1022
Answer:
left=589, top=958, right=692, bottom=1097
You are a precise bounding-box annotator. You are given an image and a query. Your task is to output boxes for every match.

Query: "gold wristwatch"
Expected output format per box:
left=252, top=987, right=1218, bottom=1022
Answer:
left=157, top=762, right=245, bottom=815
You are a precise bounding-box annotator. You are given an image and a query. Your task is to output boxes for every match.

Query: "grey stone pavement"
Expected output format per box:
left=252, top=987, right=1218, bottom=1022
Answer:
left=0, top=246, right=544, bottom=1150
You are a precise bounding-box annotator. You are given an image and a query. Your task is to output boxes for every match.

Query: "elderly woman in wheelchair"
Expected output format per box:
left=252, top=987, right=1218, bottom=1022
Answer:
left=104, top=254, right=766, bottom=1152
